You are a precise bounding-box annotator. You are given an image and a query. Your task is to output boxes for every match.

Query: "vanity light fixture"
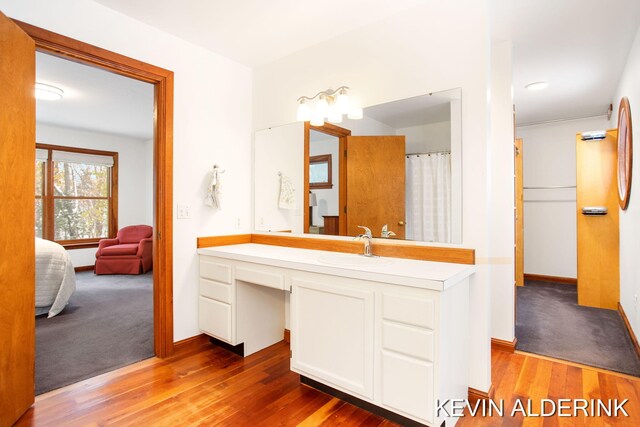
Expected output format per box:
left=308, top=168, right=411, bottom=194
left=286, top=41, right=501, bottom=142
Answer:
left=35, top=82, right=64, bottom=101
left=296, top=86, right=363, bottom=126
left=525, top=81, right=548, bottom=91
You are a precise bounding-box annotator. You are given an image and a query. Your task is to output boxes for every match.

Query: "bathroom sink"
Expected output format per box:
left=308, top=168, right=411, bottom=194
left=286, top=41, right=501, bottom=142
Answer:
left=317, top=253, right=392, bottom=267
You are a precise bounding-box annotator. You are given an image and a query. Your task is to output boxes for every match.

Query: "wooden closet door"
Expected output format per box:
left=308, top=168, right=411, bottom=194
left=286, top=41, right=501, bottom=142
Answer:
left=576, top=130, right=619, bottom=309
left=0, top=11, right=36, bottom=426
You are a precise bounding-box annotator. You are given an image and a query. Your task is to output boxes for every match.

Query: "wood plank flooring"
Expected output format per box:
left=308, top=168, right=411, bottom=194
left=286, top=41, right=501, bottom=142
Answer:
left=16, top=336, right=640, bottom=426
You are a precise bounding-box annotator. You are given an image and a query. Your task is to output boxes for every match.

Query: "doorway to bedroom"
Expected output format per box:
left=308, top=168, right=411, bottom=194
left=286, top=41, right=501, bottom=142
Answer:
left=34, top=51, right=155, bottom=395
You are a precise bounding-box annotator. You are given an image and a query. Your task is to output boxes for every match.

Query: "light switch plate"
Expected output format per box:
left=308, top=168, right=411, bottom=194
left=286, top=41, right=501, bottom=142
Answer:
left=177, top=204, right=192, bottom=219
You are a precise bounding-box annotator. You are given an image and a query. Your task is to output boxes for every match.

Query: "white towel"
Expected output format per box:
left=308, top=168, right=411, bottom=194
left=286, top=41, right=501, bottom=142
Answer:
left=278, top=174, right=295, bottom=209
left=205, top=167, right=222, bottom=209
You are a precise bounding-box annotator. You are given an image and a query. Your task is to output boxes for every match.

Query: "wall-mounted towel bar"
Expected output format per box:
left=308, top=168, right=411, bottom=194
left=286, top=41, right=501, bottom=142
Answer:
left=523, top=185, right=576, bottom=190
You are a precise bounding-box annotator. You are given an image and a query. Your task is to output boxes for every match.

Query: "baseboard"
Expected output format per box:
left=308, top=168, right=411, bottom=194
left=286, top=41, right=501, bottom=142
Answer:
left=468, top=385, right=494, bottom=406
left=301, top=375, right=427, bottom=427
left=74, top=265, right=94, bottom=272
left=284, top=329, right=290, bottom=343
left=173, top=334, right=207, bottom=351
left=618, top=303, right=640, bottom=360
left=523, top=273, right=577, bottom=285
left=209, top=336, right=245, bottom=357
left=491, top=337, right=517, bottom=353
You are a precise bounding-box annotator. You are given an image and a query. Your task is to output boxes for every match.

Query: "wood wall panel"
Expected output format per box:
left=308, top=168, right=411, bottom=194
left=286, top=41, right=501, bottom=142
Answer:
left=198, top=234, right=475, bottom=265
left=197, top=234, right=252, bottom=248
left=576, top=130, right=619, bottom=309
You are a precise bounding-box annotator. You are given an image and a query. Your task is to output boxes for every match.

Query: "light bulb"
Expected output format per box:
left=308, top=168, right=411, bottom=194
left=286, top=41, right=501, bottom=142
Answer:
left=335, top=88, right=350, bottom=114
left=347, top=107, right=363, bottom=120
left=296, top=101, right=311, bottom=122
left=316, top=95, right=329, bottom=118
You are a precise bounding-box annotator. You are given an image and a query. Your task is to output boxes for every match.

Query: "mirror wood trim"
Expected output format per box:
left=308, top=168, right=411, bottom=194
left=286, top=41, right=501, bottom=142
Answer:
left=617, top=97, right=633, bottom=210
left=304, top=122, right=351, bottom=235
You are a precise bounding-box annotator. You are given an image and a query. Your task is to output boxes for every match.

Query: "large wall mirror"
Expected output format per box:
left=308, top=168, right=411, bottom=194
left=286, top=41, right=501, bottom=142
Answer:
left=254, top=88, right=462, bottom=244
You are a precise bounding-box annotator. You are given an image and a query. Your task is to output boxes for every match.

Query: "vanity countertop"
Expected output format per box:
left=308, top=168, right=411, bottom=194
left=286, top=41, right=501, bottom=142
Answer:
left=198, top=243, right=475, bottom=291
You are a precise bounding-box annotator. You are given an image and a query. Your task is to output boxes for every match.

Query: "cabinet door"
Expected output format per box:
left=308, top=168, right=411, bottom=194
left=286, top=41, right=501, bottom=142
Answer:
left=381, top=351, right=434, bottom=424
left=198, top=296, right=232, bottom=343
left=291, top=277, right=374, bottom=399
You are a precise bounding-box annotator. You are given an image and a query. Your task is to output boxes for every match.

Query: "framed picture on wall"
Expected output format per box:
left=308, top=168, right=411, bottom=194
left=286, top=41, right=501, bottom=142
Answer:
left=309, top=154, right=333, bottom=189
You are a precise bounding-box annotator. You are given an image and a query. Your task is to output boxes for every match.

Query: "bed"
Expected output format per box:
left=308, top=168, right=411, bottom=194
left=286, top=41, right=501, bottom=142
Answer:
left=35, top=238, right=77, bottom=318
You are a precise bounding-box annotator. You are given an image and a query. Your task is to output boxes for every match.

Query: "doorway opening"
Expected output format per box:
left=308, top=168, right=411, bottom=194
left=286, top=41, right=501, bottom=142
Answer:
left=34, top=50, right=156, bottom=394
left=514, top=120, right=640, bottom=376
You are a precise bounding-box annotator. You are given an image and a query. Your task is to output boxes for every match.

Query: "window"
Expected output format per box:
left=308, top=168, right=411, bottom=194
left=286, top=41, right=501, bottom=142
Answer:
left=309, top=154, right=333, bottom=189
left=36, top=144, right=118, bottom=248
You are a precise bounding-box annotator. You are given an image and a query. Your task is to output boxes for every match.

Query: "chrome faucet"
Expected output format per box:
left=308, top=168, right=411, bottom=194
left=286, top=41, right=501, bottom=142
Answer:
left=355, top=226, right=374, bottom=257
left=381, top=224, right=396, bottom=239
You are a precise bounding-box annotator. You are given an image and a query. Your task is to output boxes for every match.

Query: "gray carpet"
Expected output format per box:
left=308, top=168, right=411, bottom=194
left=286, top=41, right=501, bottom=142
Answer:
left=36, top=271, right=153, bottom=395
left=516, top=280, right=640, bottom=376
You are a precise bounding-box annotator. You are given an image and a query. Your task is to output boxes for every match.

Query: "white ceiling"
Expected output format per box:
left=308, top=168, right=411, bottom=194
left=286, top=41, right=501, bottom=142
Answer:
left=365, top=89, right=458, bottom=129
left=500, top=0, right=640, bottom=125
left=43, top=1, right=640, bottom=135
left=93, top=0, right=425, bottom=67
left=36, top=52, right=154, bottom=140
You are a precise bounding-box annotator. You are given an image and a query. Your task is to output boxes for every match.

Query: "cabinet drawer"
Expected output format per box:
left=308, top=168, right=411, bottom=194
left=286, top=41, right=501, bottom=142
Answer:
left=382, top=293, right=435, bottom=329
left=382, top=322, right=434, bottom=362
left=381, top=351, right=433, bottom=424
left=199, top=278, right=231, bottom=304
left=236, top=264, right=285, bottom=290
left=198, top=296, right=232, bottom=343
left=200, top=258, right=232, bottom=284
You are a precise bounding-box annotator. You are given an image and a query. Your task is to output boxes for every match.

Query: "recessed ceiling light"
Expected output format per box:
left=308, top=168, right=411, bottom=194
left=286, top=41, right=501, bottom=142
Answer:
left=525, top=81, right=548, bottom=91
left=35, top=83, right=64, bottom=101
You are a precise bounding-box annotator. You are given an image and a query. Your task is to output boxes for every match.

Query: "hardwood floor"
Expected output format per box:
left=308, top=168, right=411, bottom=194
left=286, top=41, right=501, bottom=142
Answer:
left=16, top=336, right=640, bottom=426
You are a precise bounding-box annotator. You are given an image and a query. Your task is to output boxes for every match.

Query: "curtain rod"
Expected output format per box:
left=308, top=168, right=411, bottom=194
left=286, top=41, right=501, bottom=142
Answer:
left=406, top=150, right=451, bottom=157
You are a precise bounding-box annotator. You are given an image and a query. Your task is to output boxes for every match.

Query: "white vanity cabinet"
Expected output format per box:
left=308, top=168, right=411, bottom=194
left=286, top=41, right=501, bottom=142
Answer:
left=198, top=244, right=473, bottom=427
left=290, top=270, right=469, bottom=426
left=198, top=255, right=286, bottom=355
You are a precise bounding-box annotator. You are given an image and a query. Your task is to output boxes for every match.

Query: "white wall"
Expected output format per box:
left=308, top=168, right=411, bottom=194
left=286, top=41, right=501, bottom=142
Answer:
left=310, top=137, right=340, bottom=227
left=1, top=0, right=253, bottom=342
left=144, top=138, right=154, bottom=226
left=489, top=40, right=515, bottom=343
left=253, top=0, right=500, bottom=393
left=36, top=124, right=153, bottom=267
left=516, top=116, right=608, bottom=279
left=254, top=123, right=304, bottom=233
left=399, top=121, right=451, bottom=154
left=611, top=24, right=640, bottom=339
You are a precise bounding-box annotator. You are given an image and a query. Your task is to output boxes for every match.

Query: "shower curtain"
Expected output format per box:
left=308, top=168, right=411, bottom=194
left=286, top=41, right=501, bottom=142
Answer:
left=405, top=153, right=451, bottom=242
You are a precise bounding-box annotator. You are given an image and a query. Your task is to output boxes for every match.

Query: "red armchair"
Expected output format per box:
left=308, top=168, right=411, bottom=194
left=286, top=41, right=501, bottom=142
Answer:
left=95, top=225, right=153, bottom=275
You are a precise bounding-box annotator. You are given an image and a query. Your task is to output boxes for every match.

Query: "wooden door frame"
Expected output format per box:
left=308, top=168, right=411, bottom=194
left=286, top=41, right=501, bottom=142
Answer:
left=304, top=122, right=351, bottom=235
left=14, top=20, right=175, bottom=358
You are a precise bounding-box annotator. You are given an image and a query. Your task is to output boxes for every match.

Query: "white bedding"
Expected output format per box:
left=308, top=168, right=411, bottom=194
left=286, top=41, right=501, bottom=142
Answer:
left=35, top=238, right=77, bottom=318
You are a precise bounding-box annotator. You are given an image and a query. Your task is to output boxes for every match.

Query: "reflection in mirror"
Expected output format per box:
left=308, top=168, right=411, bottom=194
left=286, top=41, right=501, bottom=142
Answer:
left=254, top=88, right=462, bottom=243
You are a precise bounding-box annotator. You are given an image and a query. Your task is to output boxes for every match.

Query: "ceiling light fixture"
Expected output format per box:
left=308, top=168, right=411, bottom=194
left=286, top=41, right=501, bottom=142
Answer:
left=525, top=81, right=548, bottom=91
left=296, top=86, right=362, bottom=126
left=35, top=82, right=64, bottom=101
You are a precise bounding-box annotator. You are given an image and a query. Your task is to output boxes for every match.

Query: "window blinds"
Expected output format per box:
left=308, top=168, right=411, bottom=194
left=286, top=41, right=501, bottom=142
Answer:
left=51, top=150, right=114, bottom=167
left=36, top=148, right=49, bottom=162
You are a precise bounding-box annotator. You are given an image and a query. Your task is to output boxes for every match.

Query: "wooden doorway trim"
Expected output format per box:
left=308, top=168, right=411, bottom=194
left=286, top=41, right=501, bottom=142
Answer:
left=304, top=122, right=351, bottom=235
left=514, top=138, right=524, bottom=287
left=15, top=20, right=175, bottom=357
